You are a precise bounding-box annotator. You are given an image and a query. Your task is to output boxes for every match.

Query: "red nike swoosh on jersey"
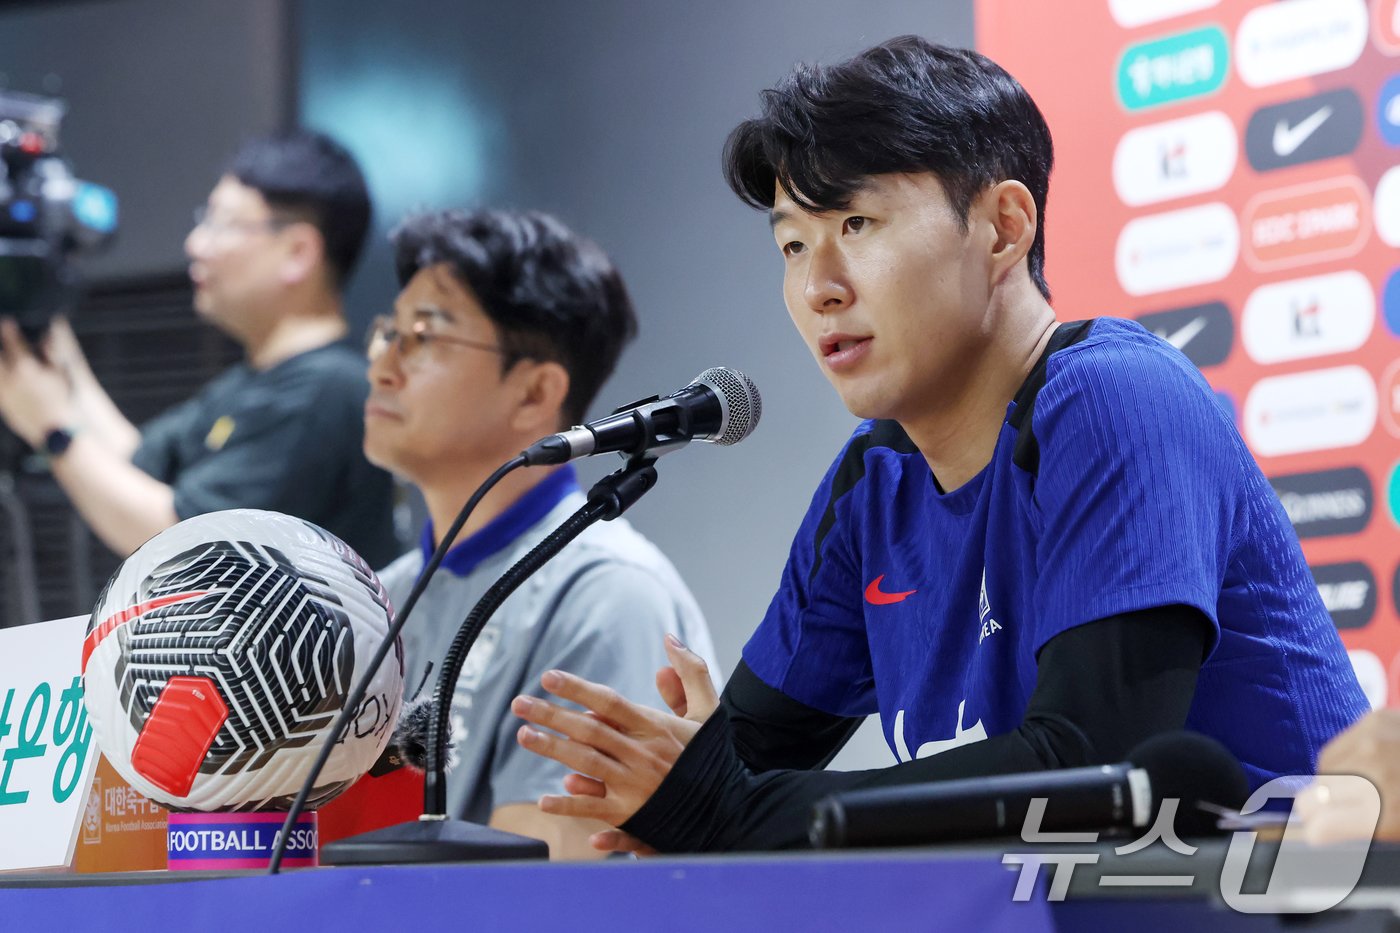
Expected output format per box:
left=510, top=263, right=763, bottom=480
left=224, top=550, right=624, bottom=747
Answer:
left=865, top=575, right=916, bottom=605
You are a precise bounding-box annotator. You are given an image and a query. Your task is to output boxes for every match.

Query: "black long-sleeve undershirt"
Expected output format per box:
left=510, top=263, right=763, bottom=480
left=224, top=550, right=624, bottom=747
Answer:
left=621, top=605, right=1211, bottom=851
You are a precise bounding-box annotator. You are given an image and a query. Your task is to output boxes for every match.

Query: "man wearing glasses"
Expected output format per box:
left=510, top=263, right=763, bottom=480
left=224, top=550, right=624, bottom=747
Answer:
left=0, top=130, right=398, bottom=566
left=362, top=207, right=715, bottom=858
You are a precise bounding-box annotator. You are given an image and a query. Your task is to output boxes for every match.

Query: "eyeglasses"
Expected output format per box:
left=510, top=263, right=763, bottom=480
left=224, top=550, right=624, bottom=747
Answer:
left=191, top=206, right=296, bottom=238
left=365, top=314, right=505, bottom=367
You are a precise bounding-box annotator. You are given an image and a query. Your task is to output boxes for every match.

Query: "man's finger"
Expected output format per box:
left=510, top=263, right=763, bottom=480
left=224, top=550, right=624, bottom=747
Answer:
left=0, top=318, right=24, bottom=368
left=48, top=316, right=78, bottom=353
left=0, top=318, right=37, bottom=359
left=665, top=634, right=719, bottom=721
left=585, top=709, right=626, bottom=732
left=538, top=669, right=653, bottom=732
left=538, top=792, right=624, bottom=824
left=516, top=724, right=624, bottom=783
left=512, top=695, right=635, bottom=762
left=655, top=666, right=687, bottom=717
left=590, top=829, right=654, bottom=855
left=562, top=772, right=607, bottom=798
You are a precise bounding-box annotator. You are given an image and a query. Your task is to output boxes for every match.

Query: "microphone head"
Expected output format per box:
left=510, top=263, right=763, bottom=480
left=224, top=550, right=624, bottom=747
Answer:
left=692, top=366, right=761, bottom=446
left=1128, top=730, right=1249, bottom=835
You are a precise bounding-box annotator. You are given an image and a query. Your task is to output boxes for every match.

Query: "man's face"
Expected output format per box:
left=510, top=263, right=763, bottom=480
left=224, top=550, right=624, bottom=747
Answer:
left=770, top=172, right=995, bottom=424
left=184, top=176, right=293, bottom=331
left=363, top=264, right=519, bottom=483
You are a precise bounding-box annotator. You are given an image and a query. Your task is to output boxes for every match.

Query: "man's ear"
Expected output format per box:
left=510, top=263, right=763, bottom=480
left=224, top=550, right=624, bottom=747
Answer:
left=510, top=359, right=572, bottom=435
left=279, top=222, right=327, bottom=287
left=985, top=180, right=1037, bottom=287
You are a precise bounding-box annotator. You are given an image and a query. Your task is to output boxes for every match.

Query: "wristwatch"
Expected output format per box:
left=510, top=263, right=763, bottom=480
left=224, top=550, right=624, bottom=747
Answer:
left=39, top=426, right=76, bottom=459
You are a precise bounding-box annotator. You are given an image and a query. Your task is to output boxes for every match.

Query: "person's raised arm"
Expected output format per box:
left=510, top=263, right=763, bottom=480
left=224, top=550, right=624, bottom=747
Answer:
left=46, top=317, right=142, bottom=458
left=721, top=659, right=866, bottom=773
left=49, top=436, right=179, bottom=554
left=0, top=318, right=176, bottom=555
left=515, top=606, right=1208, bottom=852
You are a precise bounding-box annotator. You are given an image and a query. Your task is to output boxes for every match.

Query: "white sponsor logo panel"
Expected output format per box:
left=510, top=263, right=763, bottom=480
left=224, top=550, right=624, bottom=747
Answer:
left=1244, top=365, right=1377, bottom=456
left=1113, top=111, right=1237, bottom=206
left=1115, top=202, right=1240, bottom=295
left=1374, top=166, right=1400, bottom=246
left=1108, top=0, right=1221, bottom=29
left=1241, top=271, right=1374, bottom=364
left=1235, top=0, right=1368, bottom=88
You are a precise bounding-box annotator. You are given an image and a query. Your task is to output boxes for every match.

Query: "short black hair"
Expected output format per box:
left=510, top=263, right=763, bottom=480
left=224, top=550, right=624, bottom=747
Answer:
left=723, top=36, right=1053, bottom=299
left=391, top=209, right=638, bottom=426
left=225, top=130, right=372, bottom=289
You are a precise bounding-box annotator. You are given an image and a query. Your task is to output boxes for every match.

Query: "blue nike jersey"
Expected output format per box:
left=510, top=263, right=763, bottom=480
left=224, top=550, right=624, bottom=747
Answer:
left=743, top=317, right=1368, bottom=789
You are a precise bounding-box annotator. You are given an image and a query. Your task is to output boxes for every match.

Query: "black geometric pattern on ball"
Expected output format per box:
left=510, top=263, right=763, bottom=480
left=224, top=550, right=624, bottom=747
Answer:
left=107, top=538, right=358, bottom=781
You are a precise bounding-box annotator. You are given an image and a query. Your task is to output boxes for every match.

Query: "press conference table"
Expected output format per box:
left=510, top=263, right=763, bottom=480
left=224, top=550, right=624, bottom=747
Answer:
left=3, top=840, right=1400, bottom=932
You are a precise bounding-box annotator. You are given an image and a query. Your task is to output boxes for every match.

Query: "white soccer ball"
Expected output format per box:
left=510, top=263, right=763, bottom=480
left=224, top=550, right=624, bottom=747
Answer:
left=81, top=510, right=402, bottom=812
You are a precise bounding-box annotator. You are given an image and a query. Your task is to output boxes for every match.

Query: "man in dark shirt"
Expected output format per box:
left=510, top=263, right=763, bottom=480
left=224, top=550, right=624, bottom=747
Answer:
left=0, top=130, right=398, bottom=566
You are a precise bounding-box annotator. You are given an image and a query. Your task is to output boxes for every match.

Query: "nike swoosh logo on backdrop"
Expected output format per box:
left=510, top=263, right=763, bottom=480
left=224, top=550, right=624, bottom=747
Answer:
left=1156, top=315, right=1208, bottom=351
left=1273, top=106, right=1333, bottom=157
left=865, top=574, right=916, bottom=605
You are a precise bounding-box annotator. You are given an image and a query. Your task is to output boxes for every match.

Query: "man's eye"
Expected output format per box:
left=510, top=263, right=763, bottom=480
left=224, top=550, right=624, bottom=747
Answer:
left=781, top=241, right=806, bottom=257
left=843, top=216, right=867, bottom=234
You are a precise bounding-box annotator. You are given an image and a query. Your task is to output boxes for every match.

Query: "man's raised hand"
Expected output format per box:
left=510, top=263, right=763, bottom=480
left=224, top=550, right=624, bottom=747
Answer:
left=512, top=634, right=718, bottom=849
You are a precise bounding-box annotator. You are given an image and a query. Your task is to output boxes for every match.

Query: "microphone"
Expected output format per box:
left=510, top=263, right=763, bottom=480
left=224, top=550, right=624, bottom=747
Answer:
left=370, top=695, right=456, bottom=775
left=809, top=731, right=1249, bottom=848
left=522, top=366, right=761, bottom=465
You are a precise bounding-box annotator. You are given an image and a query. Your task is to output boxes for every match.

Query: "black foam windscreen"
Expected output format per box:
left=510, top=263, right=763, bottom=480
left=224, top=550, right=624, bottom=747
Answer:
left=1128, top=730, right=1250, bottom=834
left=389, top=695, right=439, bottom=772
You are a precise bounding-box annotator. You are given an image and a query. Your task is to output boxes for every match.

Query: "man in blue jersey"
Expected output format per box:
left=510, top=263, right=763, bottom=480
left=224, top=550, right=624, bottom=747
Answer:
left=510, top=36, right=1369, bottom=852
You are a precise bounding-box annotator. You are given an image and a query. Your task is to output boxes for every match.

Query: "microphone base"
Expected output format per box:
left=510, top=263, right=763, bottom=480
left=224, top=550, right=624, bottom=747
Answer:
left=320, top=818, right=549, bottom=865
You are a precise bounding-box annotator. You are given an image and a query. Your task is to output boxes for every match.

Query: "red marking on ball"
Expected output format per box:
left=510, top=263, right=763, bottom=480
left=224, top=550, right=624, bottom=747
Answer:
left=131, top=675, right=229, bottom=798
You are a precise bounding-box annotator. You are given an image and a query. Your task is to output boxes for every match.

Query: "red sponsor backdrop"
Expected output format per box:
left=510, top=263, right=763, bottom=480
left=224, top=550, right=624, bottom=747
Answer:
left=978, top=0, right=1400, bottom=706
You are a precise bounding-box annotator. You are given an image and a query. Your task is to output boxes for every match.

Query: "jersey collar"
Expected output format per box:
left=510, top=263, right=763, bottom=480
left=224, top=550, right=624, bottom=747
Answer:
left=419, top=465, right=581, bottom=578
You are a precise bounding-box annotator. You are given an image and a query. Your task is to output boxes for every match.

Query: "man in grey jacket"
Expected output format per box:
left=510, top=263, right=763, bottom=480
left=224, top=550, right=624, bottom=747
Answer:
left=364, top=207, right=716, bottom=858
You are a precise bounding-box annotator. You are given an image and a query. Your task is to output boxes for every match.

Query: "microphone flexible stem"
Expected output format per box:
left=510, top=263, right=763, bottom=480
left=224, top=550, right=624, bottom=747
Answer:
left=267, top=455, right=527, bottom=874
left=425, top=456, right=660, bottom=816
left=424, top=500, right=608, bottom=815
